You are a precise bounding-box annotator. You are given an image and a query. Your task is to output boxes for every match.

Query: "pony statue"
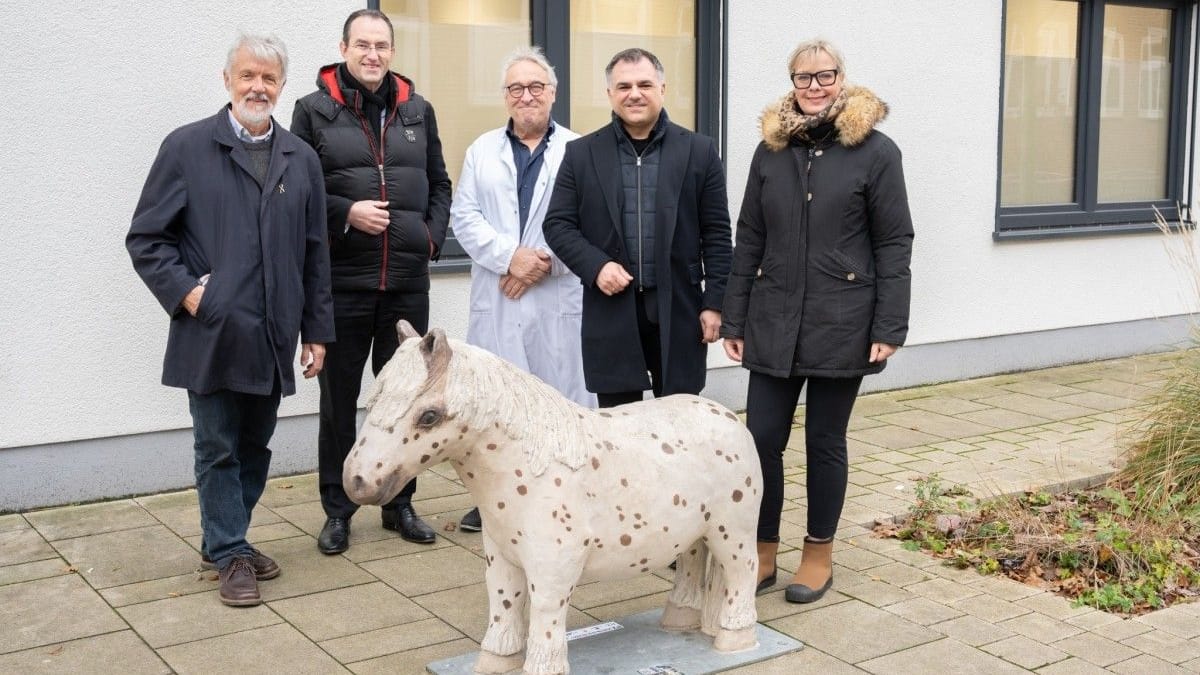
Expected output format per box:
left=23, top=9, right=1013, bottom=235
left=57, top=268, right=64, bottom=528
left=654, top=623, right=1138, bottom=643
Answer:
left=344, top=322, right=762, bottom=675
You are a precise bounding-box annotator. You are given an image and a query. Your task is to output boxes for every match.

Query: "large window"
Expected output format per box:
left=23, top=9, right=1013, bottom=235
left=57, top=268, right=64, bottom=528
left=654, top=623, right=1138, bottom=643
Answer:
left=375, top=0, right=724, bottom=268
left=997, top=0, right=1194, bottom=237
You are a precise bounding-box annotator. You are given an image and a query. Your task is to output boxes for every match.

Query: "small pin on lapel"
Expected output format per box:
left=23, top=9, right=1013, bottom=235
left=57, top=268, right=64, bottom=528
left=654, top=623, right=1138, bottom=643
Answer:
left=277, top=182, right=285, bottom=194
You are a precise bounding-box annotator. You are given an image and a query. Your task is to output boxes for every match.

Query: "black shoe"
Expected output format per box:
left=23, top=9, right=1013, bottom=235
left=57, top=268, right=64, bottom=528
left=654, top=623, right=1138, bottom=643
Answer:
left=459, top=507, right=482, bottom=532
left=756, top=571, right=777, bottom=595
left=382, top=505, right=436, bottom=544
left=317, top=517, right=350, bottom=554
left=785, top=575, right=833, bottom=604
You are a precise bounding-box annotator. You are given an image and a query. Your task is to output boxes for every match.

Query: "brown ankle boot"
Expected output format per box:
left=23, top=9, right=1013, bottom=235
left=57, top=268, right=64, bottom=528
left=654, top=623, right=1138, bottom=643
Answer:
left=756, top=540, right=779, bottom=595
left=786, top=535, right=833, bottom=603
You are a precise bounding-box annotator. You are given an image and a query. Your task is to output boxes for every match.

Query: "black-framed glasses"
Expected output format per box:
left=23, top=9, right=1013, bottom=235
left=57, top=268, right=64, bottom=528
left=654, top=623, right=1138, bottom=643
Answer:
left=505, top=82, right=548, bottom=98
left=791, top=69, right=839, bottom=89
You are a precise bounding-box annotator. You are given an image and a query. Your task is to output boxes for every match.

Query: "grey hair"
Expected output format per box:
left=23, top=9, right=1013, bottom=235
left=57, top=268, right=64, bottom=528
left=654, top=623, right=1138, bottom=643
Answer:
left=225, top=33, right=289, bottom=81
left=501, top=45, right=558, bottom=88
left=787, top=38, right=846, bottom=79
left=605, top=48, right=665, bottom=85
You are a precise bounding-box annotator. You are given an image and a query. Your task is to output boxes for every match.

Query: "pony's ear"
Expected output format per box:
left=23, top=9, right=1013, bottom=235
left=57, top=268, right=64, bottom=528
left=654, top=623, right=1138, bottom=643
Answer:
left=419, top=328, right=452, bottom=376
left=396, top=320, right=421, bottom=343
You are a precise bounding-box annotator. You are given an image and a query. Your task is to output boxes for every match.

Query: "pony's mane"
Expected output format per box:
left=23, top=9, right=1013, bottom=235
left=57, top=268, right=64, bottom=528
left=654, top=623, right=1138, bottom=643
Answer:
left=366, top=338, right=592, bottom=476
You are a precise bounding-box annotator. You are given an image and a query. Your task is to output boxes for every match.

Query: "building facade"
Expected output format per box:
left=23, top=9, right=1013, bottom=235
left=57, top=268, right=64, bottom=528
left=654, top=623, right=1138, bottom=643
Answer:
left=0, top=0, right=1195, bottom=510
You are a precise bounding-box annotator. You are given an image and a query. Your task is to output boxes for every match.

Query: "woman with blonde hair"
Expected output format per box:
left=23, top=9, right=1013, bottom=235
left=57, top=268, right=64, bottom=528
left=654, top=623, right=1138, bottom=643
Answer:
left=721, top=39, right=913, bottom=603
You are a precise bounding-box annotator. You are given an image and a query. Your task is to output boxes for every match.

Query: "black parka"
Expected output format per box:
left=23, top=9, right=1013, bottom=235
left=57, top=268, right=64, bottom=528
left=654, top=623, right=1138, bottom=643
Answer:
left=721, top=86, right=913, bottom=378
left=291, top=65, right=452, bottom=293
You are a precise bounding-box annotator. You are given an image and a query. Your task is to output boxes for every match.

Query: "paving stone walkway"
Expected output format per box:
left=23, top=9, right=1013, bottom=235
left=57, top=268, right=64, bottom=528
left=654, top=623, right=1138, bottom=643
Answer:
left=2, top=351, right=1199, bottom=674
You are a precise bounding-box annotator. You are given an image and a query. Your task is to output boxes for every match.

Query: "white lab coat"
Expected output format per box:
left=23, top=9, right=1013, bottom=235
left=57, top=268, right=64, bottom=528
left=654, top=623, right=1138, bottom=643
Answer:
left=451, top=123, right=595, bottom=407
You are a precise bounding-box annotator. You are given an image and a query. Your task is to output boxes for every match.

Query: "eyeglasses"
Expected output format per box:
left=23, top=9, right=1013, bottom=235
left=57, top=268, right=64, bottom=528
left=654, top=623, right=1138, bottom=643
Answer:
left=505, top=82, right=548, bottom=98
left=350, top=41, right=393, bottom=54
left=791, top=69, right=839, bottom=89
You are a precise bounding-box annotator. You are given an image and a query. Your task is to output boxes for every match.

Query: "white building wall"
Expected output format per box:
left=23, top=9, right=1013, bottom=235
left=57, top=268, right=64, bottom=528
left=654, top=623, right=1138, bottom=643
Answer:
left=0, top=1, right=470, bottom=450
left=726, top=1, right=1198, bottom=349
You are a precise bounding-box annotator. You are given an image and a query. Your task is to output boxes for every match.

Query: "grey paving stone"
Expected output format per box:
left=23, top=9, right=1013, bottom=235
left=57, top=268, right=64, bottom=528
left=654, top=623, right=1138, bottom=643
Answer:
left=1090, top=616, right=1154, bottom=642
left=862, top=562, right=933, bottom=587
left=569, top=573, right=673, bottom=610
left=346, top=637, right=478, bottom=675
left=319, top=617, right=464, bottom=665
left=360, top=545, right=486, bottom=598
left=875, top=409, right=999, bottom=440
left=157, top=623, right=347, bottom=674
left=1000, top=381, right=1086, bottom=398
left=753, top=588, right=850, bottom=622
left=1036, top=656, right=1115, bottom=674
left=0, top=630, right=170, bottom=674
left=116, top=590, right=282, bottom=648
left=1051, top=631, right=1141, bottom=667
left=883, top=597, right=964, bottom=625
left=0, top=514, right=29, bottom=533
left=99, top=571, right=218, bottom=607
left=1054, top=391, right=1140, bottom=412
left=837, top=578, right=916, bottom=608
left=958, top=407, right=1052, bottom=430
left=904, top=577, right=982, bottom=605
left=981, top=634, right=1068, bottom=669
left=26, top=500, right=157, bottom=541
left=0, top=527, right=57, bottom=566
left=1120, top=629, right=1200, bottom=664
left=257, top=473, right=322, bottom=509
left=977, top=393, right=1100, bottom=420
left=1134, top=605, right=1200, bottom=638
left=52, top=524, right=200, bottom=588
left=0, top=558, right=69, bottom=587
left=1014, top=591, right=1097, bottom=620
left=859, top=637, right=1027, bottom=674
left=895, top=395, right=991, bottom=416
left=1107, top=653, right=1190, bottom=675
left=767, top=599, right=940, bottom=664
left=0, top=574, right=127, bottom=653
left=949, top=592, right=1030, bottom=623
left=271, top=581, right=431, bottom=642
left=930, top=614, right=1016, bottom=647
left=848, top=425, right=945, bottom=450
left=256, top=535, right=376, bottom=602
left=998, top=609, right=1085, bottom=643
left=341, top=530, right=455, bottom=564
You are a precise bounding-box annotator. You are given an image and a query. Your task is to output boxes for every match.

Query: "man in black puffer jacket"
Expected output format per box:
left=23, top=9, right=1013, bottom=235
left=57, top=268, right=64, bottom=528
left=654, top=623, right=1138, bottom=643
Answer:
left=292, top=9, right=451, bottom=555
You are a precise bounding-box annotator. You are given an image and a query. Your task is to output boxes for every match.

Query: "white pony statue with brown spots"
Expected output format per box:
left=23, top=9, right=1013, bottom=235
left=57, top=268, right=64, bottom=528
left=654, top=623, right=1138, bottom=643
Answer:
left=344, top=322, right=762, bottom=675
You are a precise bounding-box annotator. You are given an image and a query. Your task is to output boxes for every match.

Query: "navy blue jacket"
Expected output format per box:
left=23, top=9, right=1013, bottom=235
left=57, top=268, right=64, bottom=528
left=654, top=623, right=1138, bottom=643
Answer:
left=543, top=115, right=732, bottom=395
left=127, top=107, right=335, bottom=396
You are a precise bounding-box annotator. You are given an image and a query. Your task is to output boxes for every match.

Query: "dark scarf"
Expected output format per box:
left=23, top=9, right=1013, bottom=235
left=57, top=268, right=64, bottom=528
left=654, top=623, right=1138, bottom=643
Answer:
left=338, top=62, right=396, bottom=139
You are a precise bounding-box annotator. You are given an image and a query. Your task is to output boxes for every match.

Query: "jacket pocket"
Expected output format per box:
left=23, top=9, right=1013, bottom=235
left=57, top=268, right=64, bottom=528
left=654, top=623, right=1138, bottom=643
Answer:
left=194, top=273, right=222, bottom=325
left=812, top=250, right=874, bottom=285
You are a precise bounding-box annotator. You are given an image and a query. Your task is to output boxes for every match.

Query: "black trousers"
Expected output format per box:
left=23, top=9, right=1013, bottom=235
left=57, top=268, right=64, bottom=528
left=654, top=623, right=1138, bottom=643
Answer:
left=318, top=289, right=429, bottom=518
left=746, top=371, right=862, bottom=541
left=597, top=288, right=665, bottom=408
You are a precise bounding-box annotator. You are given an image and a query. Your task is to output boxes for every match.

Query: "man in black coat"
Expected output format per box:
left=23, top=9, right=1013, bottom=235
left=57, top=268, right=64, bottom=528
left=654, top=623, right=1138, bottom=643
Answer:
left=291, top=9, right=452, bottom=554
left=543, top=48, right=731, bottom=407
left=127, top=34, right=334, bottom=607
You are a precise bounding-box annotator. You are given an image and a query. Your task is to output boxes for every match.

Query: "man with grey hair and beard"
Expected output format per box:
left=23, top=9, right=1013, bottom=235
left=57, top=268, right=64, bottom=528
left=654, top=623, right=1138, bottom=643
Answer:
left=450, top=46, right=594, bottom=532
left=127, top=33, right=334, bottom=607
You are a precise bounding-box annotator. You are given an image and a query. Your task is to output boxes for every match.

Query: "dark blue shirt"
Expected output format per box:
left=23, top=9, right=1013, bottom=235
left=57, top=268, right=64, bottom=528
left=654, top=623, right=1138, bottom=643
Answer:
left=505, top=119, right=555, bottom=236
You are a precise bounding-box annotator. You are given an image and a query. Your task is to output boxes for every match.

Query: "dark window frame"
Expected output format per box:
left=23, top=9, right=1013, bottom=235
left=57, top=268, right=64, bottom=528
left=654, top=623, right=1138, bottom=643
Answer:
left=368, top=0, right=726, bottom=269
left=995, top=0, right=1196, bottom=240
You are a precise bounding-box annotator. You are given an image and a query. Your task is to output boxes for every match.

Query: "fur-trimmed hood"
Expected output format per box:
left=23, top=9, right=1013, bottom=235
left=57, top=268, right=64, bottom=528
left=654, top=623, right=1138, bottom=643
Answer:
left=760, top=85, right=888, bottom=151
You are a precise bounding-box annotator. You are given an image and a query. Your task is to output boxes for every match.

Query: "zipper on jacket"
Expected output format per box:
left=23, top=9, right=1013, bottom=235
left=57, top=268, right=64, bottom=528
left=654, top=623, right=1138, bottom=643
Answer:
left=636, top=153, right=644, bottom=293
left=354, top=105, right=399, bottom=291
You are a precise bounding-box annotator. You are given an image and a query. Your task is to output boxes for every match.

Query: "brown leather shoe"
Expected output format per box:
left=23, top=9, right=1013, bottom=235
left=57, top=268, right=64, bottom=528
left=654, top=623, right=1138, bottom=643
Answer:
left=218, top=557, right=261, bottom=607
left=200, top=547, right=280, bottom=580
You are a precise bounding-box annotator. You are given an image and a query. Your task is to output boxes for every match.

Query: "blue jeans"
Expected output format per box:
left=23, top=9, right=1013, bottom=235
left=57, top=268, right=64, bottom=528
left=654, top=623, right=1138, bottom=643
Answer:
left=188, top=386, right=280, bottom=570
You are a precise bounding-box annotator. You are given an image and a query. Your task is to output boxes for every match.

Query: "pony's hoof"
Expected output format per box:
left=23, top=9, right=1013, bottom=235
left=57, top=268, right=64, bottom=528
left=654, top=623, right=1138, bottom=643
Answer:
left=713, top=626, right=758, bottom=652
left=659, top=601, right=701, bottom=631
left=474, top=649, right=523, bottom=674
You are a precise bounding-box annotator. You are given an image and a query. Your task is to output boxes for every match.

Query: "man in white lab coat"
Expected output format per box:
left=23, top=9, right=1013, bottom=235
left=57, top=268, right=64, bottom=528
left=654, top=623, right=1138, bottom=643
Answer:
left=451, top=46, right=595, bottom=531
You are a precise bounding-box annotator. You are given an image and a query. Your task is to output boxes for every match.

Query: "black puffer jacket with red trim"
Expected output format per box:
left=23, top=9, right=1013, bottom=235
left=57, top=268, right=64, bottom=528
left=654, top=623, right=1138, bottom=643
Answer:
left=292, top=64, right=451, bottom=293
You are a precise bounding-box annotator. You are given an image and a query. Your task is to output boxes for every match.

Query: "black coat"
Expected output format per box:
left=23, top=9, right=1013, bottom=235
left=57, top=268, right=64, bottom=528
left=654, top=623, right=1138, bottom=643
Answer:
left=291, top=65, right=452, bottom=293
left=543, top=117, right=732, bottom=395
left=127, top=107, right=335, bottom=396
left=721, top=87, right=913, bottom=378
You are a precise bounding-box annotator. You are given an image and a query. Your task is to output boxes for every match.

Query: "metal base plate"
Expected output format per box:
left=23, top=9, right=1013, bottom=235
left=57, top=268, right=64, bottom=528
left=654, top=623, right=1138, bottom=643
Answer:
left=427, top=609, right=803, bottom=674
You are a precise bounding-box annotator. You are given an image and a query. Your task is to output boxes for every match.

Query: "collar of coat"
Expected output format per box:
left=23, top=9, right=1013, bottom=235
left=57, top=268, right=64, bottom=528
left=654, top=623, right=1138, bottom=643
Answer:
left=316, top=63, right=412, bottom=110
left=760, top=85, right=888, bottom=151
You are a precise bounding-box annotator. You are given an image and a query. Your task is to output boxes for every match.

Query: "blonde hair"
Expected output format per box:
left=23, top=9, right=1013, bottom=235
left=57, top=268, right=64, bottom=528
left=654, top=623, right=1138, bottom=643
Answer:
left=787, top=38, right=845, bottom=79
